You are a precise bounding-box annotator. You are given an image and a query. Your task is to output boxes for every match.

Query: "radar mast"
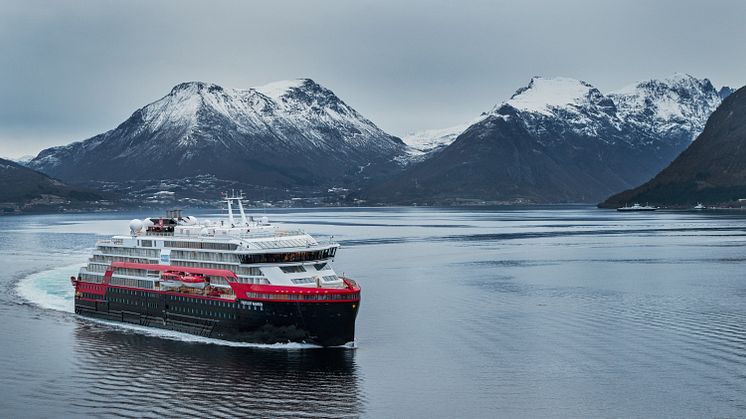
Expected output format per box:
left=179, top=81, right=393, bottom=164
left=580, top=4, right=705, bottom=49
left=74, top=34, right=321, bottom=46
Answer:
left=224, top=190, right=249, bottom=226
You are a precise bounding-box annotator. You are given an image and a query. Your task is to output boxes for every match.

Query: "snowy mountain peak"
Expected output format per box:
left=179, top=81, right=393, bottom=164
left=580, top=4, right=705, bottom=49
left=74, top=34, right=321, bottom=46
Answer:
left=253, top=78, right=310, bottom=100
left=504, top=76, right=606, bottom=116
left=28, top=78, right=406, bottom=186
left=614, top=73, right=714, bottom=97
left=166, top=82, right=226, bottom=99
left=609, top=73, right=721, bottom=141
left=402, top=74, right=724, bottom=158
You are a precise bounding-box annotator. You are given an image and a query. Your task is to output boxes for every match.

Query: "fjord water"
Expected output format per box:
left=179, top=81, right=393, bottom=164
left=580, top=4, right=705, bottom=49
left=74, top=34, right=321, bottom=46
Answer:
left=3, top=207, right=746, bottom=417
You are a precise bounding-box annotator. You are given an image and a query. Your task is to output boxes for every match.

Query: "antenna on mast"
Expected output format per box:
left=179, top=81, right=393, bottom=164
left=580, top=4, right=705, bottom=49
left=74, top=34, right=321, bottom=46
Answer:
left=237, top=189, right=248, bottom=225
left=223, top=189, right=248, bottom=227
left=226, top=190, right=235, bottom=226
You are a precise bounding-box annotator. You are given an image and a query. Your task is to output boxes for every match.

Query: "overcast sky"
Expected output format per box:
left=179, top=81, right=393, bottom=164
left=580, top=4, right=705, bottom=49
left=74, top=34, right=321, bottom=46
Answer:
left=1, top=0, right=744, bottom=158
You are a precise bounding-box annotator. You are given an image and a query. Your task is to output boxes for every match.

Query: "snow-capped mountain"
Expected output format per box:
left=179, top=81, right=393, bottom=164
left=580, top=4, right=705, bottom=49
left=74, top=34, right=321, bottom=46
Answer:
left=368, top=74, right=726, bottom=204
left=29, top=79, right=406, bottom=191
left=609, top=73, right=722, bottom=144
left=402, top=74, right=724, bottom=160
left=602, top=85, right=746, bottom=208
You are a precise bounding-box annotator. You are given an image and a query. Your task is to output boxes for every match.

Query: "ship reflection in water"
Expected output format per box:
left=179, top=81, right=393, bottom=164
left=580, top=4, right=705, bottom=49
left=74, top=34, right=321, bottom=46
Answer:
left=67, top=324, right=362, bottom=417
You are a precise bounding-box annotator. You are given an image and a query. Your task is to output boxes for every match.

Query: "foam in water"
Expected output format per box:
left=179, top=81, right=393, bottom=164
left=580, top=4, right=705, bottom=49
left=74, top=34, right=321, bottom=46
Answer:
left=16, top=265, right=349, bottom=349
left=16, top=263, right=81, bottom=313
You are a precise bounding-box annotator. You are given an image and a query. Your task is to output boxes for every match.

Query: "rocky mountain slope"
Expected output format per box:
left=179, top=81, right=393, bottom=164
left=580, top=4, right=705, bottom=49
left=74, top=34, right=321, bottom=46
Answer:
left=0, top=158, right=105, bottom=213
left=29, top=79, right=406, bottom=194
left=600, top=85, right=746, bottom=207
left=370, top=74, right=725, bottom=204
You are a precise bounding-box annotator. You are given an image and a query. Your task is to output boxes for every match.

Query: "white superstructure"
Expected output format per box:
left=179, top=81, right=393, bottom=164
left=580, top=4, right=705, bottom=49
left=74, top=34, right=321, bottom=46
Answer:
left=78, top=193, right=343, bottom=291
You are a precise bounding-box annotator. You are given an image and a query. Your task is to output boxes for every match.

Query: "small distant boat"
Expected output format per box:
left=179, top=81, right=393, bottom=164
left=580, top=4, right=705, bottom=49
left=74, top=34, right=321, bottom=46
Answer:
left=617, top=203, right=657, bottom=212
left=694, top=203, right=707, bottom=210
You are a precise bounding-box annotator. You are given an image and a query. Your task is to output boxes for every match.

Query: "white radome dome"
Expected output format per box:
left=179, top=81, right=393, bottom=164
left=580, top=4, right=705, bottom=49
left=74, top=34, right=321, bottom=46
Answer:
left=143, top=218, right=154, bottom=228
left=260, top=216, right=269, bottom=224
left=129, top=219, right=143, bottom=233
left=200, top=228, right=209, bottom=236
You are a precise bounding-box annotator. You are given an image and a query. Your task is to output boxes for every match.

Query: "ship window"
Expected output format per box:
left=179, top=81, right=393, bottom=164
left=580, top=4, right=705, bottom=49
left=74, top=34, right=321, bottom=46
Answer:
left=280, top=265, right=306, bottom=273
left=239, top=248, right=337, bottom=264
left=291, top=277, right=315, bottom=284
left=314, top=263, right=328, bottom=271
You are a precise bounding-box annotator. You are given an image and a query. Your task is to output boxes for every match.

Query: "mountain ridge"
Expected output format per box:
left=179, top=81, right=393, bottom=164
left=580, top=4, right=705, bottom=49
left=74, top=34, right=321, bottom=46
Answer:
left=0, top=157, right=106, bottom=213
left=368, top=74, right=725, bottom=204
left=402, top=74, right=725, bottom=158
left=29, top=78, right=406, bottom=191
left=599, top=85, right=746, bottom=208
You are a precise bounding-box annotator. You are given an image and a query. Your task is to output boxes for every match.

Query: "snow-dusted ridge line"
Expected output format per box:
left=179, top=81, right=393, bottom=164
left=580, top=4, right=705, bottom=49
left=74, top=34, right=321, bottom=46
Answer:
left=27, top=77, right=407, bottom=185
left=401, top=73, right=726, bottom=156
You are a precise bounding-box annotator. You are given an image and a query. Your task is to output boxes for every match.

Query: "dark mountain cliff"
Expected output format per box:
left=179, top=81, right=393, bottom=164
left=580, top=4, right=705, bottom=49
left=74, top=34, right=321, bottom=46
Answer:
left=600, top=85, right=746, bottom=207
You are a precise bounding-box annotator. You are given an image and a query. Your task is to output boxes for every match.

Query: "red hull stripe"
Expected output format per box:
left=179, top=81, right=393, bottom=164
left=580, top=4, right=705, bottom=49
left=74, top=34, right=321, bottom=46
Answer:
left=76, top=263, right=361, bottom=302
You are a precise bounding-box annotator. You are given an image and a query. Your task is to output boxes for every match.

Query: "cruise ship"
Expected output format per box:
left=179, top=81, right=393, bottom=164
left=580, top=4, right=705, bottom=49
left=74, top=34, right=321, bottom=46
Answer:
left=71, top=194, right=360, bottom=346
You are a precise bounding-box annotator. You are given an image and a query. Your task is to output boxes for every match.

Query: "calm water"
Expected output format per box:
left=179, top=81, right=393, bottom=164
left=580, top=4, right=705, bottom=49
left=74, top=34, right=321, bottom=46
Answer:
left=3, top=206, right=746, bottom=418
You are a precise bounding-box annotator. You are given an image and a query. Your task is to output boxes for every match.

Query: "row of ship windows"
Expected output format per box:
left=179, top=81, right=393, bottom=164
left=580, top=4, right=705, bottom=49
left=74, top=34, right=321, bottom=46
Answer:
left=91, top=256, right=253, bottom=276
left=252, top=238, right=314, bottom=250
left=97, top=248, right=242, bottom=265
left=87, top=263, right=109, bottom=273
left=113, top=268, right=158, bottom=277
left=171, top=306, right=240, bottom=318
left=84, top=268, right=268, bottom=286
left=290, top=275, right=339, bottom=285
left=91, top=255, right=333, bottom=278
left=235, top=277, right=271, bottom=284
left=164, top=241, right=238, bottom=251
left=111, top=288, right=153, bottom=297
left=170, top=250, right=239, bottom=263
left=239, top=248, right=337, bottom=264
left=91, top=255, right=154, bottom=264
left=110, top=297, right=159, bottom=309
left=171, top=260, right=260, bottom=276
left=246, top=292, right=359, bottom=301
left=109, top=289, right=240, bottom=308
left=280, top=263, right=331, bottom=273
left=167, top=295, right=235, bottom=307
left=98, top=246, right=161, bottom=258
left=110, top=277, right=155, bottom=289
left=80, top=273, right=104, bottom=283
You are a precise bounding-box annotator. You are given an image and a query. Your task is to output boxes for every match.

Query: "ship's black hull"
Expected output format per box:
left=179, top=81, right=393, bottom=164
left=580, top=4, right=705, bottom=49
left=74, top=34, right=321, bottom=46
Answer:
left=75, top=287, right=359, bottom=346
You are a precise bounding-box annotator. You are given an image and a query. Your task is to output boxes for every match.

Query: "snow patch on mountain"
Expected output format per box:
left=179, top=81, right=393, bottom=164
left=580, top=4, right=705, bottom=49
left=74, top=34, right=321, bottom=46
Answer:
left=253, top=79, right=307, bottom=101
left=505, top=77, right=601, bottom=116
left=402, top=115, right=488, bottom=155
left=609, top=73, right=721, bottom=142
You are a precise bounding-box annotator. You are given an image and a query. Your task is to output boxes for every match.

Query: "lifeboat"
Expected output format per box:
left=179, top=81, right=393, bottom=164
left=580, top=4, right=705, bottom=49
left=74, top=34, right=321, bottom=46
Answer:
left=180, top=274, right=207, bottom=289
left=160, top=272, right=183, bottom=288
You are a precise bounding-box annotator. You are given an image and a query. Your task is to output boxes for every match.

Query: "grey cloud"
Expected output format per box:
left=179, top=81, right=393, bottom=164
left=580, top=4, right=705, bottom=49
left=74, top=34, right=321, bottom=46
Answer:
left=1, top=0, right=744, bottom=157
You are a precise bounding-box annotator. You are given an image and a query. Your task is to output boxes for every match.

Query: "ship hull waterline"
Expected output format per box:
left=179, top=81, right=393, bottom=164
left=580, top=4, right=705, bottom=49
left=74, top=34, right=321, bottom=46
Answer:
left=74, top=290, right=359, bottom=347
